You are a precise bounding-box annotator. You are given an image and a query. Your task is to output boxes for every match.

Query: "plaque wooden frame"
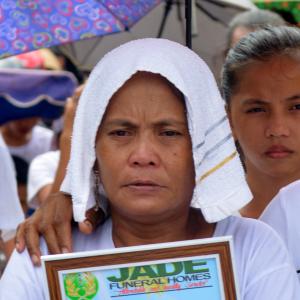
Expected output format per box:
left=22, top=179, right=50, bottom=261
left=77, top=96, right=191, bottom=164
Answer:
left=42, top=236, right=239, bottom=300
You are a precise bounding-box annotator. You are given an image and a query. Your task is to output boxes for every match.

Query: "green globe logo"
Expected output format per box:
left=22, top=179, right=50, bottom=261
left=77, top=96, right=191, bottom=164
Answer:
left=64, top=272, right=99, bottom=300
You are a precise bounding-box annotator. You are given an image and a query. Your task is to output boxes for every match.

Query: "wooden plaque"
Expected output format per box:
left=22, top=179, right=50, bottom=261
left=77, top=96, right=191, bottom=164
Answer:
left=42, top=236, right=239, bottom=300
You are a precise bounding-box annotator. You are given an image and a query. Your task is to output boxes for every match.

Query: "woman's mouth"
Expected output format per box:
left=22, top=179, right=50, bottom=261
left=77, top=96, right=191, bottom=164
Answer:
left=124, top=180, right=163, bottom=192
left=265, top=145, right=293, bottom=159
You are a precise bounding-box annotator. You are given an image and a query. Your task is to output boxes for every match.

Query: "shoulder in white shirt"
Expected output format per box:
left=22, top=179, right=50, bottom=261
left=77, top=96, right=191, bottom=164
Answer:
left=27, top=150, right=60, bottom=209
left=260, top=179, right=300, bottom=280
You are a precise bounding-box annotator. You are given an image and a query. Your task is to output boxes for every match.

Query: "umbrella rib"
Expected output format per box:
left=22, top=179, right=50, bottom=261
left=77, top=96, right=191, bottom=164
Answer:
left=80, top=37, right=103, bottom=67
left=69, top=43, right=77, bottom=60
left=196, top=1, right=227, bottom=26
left=200, top=0, right=226, bottom=8
left=102, top=4, right=128, bottom=30
left=157, top=0, right=173, bottom=38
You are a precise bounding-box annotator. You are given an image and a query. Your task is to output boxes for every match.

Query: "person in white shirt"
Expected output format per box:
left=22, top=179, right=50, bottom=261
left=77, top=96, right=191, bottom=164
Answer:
left=27, top=150, right=60, bottom=209
left=260, top=180, right=300, bottom=280
left=0, top=135, right=24, bottom=259
left=1, top=118, right=54, bottom=212
left=26, top=89, right=83, bottom=210
left=1, top=38, right=299, bottom=299
left=222, top=26, right=300, bottom=219
left=222, top=23, right=300, bottom=283
left=1, top=118, right=54, bottom=163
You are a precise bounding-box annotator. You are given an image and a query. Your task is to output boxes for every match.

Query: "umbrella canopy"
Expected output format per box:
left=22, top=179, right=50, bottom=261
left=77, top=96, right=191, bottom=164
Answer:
left=0, top=68, right=77, bottom=125
left=0, top=0, right=256, bottom=80
left=0, top=0, right=161, bottom=59
left=57, top=0, right=256, bottom=78
left=253, top=0, right=300, bottom=25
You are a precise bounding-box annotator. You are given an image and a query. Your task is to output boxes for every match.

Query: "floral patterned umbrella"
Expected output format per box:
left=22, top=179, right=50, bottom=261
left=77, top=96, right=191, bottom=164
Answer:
left=253, top=1, right=300, bottom=25
left=0, top=0, right=161, bottom=59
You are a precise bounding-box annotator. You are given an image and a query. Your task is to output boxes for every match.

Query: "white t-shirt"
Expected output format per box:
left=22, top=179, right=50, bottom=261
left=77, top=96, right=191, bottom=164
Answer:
left=260, top=180, right=300, bottom=280
left=27, top=150, right=60, bottom=209
left=1, top=216, right=299, bottom=299
left=7, top=125, right=54, bottom=163
left=0, top=135, right=24, bottom=236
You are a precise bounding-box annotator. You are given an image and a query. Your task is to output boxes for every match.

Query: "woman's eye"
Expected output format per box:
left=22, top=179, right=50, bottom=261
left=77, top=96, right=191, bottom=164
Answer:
left=290, top=104, right=300, bottom=111
left=245, top=107, right=265, bottom=113
left=160, top=130, right=181, bottom=137
left=109, top=130, right=130, bottom=136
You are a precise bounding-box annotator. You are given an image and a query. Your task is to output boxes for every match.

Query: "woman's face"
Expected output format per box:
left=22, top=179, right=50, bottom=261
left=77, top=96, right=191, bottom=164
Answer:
left=96, top=72, right=195, bottom=221
left=228, top=55, right=300, bottom=179
left=6, top=117, right=39, bottom=138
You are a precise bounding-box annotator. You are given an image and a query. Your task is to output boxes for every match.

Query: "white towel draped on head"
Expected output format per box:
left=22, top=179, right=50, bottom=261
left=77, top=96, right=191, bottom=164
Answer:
left=61, top=38, right=252, bottom=223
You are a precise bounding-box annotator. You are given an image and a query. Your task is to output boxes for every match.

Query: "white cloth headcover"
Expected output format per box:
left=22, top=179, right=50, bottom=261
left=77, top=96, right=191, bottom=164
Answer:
left=61, top=38, right=252, bottom=223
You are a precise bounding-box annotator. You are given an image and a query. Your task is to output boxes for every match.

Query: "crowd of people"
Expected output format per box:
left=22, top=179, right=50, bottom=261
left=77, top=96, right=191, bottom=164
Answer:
left=1, top=7, right=300, bottom=300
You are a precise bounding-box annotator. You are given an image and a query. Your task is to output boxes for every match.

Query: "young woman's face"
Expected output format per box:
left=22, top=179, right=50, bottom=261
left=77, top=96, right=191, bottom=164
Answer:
left=228, top=55, right=300, bottom=179
left=95, top=72, right=195, bottom=222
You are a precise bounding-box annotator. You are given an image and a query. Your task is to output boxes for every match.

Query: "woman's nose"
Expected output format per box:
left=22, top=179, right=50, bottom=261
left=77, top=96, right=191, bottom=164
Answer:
left=265, top=114, right=290, bottom=138
left=128, top=137, right=160, bottom=167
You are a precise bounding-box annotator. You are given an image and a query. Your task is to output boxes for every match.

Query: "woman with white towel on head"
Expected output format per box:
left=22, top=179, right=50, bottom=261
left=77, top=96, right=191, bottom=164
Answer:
left=1, top=38, right=299, bottom=299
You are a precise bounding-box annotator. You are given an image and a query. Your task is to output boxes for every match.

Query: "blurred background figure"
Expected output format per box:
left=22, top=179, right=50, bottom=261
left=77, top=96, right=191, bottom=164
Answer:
left=1, top=117, right=54, bottom=165
left=0, top=50, right=59, bottom=213
left=0, top=49, right=77, bottom=274
left=227, top=9, right=286, bottom=48
left=0, top=50, right=78, bottom=215
left=51, top=48, right=85, bottom=84
left=10, top=156, right=30, bottom=213
left=0, top=135, right=24, bottom=266
left=27, top=85, right=84, bottom=211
